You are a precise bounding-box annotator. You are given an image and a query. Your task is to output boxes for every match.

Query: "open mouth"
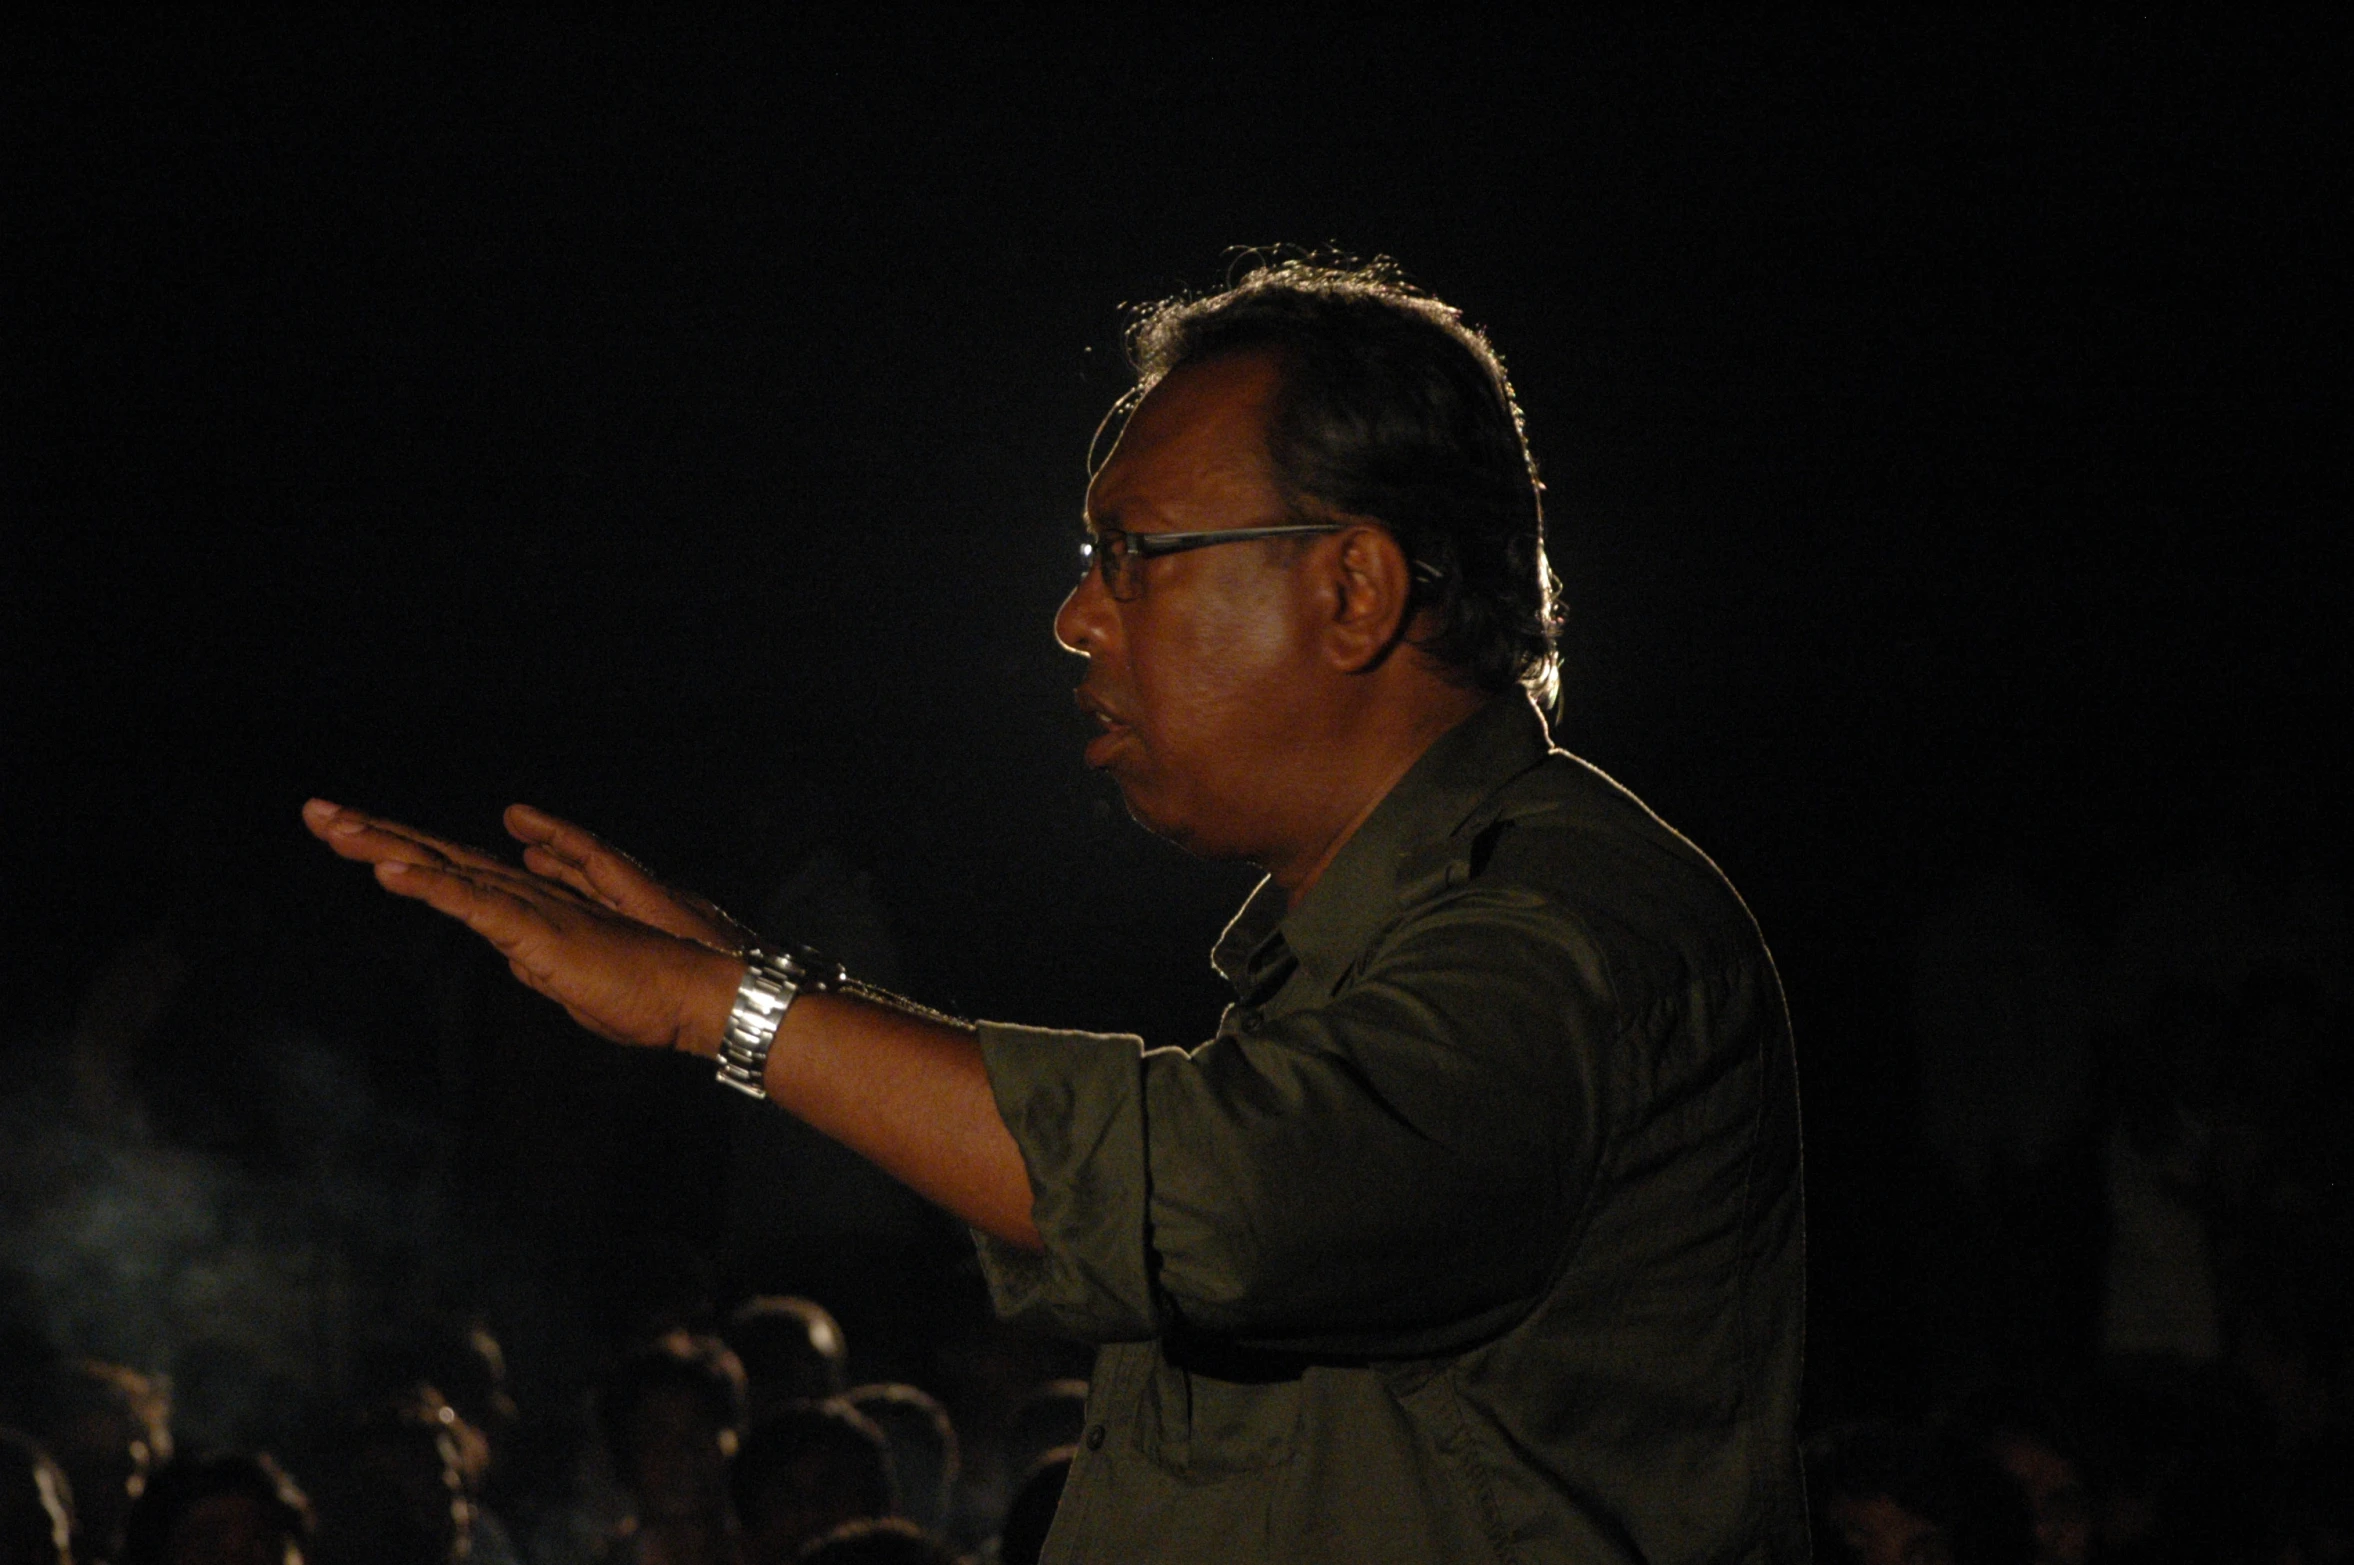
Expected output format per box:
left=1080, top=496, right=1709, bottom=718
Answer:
left=1075, top=688, right=1132, bottom=765
left=1074, top=687, right=1123, bottom=727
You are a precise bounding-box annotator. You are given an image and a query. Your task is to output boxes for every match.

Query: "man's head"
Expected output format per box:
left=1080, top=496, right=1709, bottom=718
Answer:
left=1806, top=1420, right=2034, bottom=1565
left=1122, top=259, right=1557, bottom=705
left=29, top=1359, right=172, bottom=1564
left=730, top=1400, right=896, bottom=1565
left=723, top=1296, right=848, bottom=1422
left=311, top=1388, right=470, bottom=1565
left=1056, top=260, right=1556, bottom=875
left=1984, top=1429, right=2092, bottom=1565
left=120, top=1453, right=314, bottom=1565
left=599, top=1330, right=748, bottom=1523
left=840, top=1384, right=956, bottom=1537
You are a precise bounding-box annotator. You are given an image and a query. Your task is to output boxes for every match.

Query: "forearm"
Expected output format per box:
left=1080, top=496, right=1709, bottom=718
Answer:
left=676, top=963, right=1042, bottom=1252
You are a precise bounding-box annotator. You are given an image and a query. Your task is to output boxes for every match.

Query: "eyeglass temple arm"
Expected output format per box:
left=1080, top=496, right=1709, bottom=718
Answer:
left=1132, top=523, right=1348, bottom=555
left=1132, top=524, right=1444, bottom=584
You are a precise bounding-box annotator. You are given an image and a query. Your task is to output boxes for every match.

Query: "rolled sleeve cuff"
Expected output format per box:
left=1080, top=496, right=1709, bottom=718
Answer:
left=973, top=1021, right=1163, bottom=1341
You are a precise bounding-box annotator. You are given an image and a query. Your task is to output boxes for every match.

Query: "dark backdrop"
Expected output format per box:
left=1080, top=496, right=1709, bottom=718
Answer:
left=5, top=14, right=2346, bottom=1449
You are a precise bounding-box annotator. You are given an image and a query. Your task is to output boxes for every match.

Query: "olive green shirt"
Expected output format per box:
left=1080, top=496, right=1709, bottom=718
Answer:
left=976, top=695, right=1806, bottom=1563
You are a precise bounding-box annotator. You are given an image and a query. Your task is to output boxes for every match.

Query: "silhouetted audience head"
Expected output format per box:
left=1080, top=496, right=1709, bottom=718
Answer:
left=28, top=1359, right=173, bottom=1564
left=599, top=1330, right=746, bottom=1527
left=995, top=1448, right=1070, bottom=1565
left=1002, top=1382, right=1086, bottom=1486
left=427, top=1319, right=516, bottom=1451
left=0, top=1427, right=73, bottom=1565
left=1808, top=1419, right=2034, bottom=1565
left=309, top=1387, right=469, bottom=1565
left=730, top=1400, right=894, bottom=1565
left=1938, top=1390, right=2102, bottom=1565
left=722, top=1298, right=847, bottom=1420
left=120, top=1453, right=312, bottom=1565
left=1974, top=1417, right=2095, bottom=1565
left=795, top=1517, right=962, bottom=1565
left=840, top=1385, right=956, bottom=1537
left=360, top=1318, right=515, bottom=1494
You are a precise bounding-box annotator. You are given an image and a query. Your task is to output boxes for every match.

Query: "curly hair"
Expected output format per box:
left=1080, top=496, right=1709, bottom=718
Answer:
left=1122, top=257, right=1560, bottom=707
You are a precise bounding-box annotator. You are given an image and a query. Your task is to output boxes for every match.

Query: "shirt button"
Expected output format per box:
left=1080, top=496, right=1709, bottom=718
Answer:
left=1084, top=1423, right=1106, bottom=1451
left=1236, top=1008, right=1263, bottom=1034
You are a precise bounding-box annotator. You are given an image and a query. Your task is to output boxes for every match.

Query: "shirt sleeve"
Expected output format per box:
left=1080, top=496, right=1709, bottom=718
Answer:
left=972, top=1020, right=1166, bottom=1341
left=977, top=887, right=1625, bottom=1358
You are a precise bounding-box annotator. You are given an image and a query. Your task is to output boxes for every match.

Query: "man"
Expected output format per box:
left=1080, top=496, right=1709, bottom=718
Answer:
left=306, top=261, right=1806, bottom=1562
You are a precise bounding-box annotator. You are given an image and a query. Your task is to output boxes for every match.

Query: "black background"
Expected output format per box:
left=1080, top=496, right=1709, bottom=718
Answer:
left=6, top=14, right=2347, bottom=1443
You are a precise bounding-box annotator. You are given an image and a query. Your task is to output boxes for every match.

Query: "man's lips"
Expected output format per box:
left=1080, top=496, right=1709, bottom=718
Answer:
left=1074, top=687, right=1125, bottom=725
left=1075, top=687, right=1134, bottom=766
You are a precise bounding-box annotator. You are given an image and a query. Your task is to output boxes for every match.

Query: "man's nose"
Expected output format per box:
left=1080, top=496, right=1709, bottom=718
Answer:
left=1053, top=573, right=1105, bottom=656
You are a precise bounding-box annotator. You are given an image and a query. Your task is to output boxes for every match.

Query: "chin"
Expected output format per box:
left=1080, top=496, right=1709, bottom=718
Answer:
left=1107, top=773, right=1200, bottom=852
left=1113, top=782, right=1180, bottom=843
left=1124, top=787, right=1268, bottom=864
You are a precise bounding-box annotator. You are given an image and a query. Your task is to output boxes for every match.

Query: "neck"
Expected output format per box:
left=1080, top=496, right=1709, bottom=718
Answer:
left=1270, top=683, right=1490, bottom=908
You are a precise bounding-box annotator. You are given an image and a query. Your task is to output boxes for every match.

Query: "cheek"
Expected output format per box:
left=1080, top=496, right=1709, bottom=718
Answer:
left=1130, top=574, right=1303, bottom=744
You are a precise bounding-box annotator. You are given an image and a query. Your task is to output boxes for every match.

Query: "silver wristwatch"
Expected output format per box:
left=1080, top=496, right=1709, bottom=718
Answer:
left=715, top=945, right=846, bottom=1100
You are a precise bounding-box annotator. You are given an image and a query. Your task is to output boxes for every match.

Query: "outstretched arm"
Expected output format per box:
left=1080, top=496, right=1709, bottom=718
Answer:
left=301, top=798, right=1041, bottom=1251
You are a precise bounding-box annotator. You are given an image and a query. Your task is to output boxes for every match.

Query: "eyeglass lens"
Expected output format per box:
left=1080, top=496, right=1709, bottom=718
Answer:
left=1080, top=530, right=1140, bottom=599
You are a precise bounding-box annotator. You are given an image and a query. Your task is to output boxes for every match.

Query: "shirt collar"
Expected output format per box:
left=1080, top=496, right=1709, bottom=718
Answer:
left=1212, top=692, right=1555, bottom=996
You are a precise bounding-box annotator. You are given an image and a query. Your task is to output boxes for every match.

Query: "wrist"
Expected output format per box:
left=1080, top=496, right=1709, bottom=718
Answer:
left=677, top=943, right=748, bottom=1060
left=711, top=944, right=846, bottom=1099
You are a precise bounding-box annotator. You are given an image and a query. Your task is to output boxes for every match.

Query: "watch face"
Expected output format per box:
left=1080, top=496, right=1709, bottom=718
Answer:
left=774, top=945, right=844, bottom=990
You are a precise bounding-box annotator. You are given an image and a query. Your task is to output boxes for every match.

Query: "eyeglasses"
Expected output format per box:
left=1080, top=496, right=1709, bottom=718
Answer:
left=1077, top=523, right=1346, bottom=602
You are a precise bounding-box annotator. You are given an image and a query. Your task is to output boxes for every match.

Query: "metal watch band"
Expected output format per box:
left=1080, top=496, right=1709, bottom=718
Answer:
left=714, top=945, right=845, bottom=1100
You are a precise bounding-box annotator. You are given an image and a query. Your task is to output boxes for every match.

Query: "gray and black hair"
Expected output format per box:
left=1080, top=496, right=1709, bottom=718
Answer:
left=1122, top=257, right=1560, bottom=707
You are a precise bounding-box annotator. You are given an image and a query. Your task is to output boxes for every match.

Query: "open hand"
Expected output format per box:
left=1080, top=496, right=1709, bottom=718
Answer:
left=302, top=799, right=740, bottom=1053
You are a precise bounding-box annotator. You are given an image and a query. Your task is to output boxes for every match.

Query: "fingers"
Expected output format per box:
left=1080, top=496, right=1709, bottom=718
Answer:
left=310, top=798, right=610, bottom=918
left=505, top=804, right=660, bottom=905
left=501, top=801, right=573, bottom=844
left=503, top=803, right=618, bottom=865
left=373, top=857, right=561, bottom=957
left=518, top=844, right=612, bottom=908
left=304, top=800, right=512, bottom=876
left=505, top=803, right=746, bottom=950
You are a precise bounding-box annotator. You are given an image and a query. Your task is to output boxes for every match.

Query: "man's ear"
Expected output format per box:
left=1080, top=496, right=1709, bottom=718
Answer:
left=1321, top=522, right=1415, bottom=673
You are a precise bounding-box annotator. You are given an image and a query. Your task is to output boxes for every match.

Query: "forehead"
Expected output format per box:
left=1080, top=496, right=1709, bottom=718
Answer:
left=1087, top=351, right=1286, bottom=529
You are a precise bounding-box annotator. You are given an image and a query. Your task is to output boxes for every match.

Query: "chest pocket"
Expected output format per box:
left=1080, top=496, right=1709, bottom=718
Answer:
left=1136, top=1339, right=1305, bottom=1478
